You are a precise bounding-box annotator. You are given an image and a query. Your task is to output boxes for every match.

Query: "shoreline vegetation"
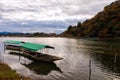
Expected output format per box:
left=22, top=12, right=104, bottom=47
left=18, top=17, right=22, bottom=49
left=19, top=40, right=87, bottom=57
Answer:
left=0, top=31, right=119, bottom=40
left=0, top=32, right=58, bottom=37
left=0, top=61, right=31, bottom=80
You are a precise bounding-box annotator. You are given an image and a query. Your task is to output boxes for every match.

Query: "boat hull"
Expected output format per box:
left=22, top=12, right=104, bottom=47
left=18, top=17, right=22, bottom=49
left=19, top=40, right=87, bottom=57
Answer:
left=5, top=45, right=62, bottom=62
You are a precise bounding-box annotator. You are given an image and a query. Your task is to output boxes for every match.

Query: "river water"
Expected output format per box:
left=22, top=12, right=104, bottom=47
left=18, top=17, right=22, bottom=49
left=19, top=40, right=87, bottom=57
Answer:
left=0, top=37, right=120, bottom=80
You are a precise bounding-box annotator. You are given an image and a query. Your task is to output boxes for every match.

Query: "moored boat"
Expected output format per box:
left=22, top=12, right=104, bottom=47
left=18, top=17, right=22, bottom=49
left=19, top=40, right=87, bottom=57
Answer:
left=4, top=40, right=63, bottom=62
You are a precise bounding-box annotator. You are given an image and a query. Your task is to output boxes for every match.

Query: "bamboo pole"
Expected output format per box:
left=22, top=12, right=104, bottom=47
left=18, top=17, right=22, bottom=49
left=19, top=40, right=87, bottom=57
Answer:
left=114, top=53, right=117, bottom=63
left=89, top=60, right=91, bottom=80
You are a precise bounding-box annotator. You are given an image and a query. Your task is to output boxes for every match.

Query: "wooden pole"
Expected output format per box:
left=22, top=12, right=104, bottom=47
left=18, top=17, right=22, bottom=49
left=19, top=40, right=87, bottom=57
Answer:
left=89, top=60, right=91, bottom=80
left=113, top=53, right=117, bottom=75
left=114, top=53, right=117, bottom=63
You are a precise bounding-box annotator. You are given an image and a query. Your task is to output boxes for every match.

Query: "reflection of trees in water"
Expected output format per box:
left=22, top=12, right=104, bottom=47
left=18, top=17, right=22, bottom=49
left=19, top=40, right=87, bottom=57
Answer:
left=21, top=61, right=62, bottom=75
left=91, top=53, right=120, bottom=75
left=91, top=40, right=120, bottom=75
left=81, top=39, right=120, bottom=77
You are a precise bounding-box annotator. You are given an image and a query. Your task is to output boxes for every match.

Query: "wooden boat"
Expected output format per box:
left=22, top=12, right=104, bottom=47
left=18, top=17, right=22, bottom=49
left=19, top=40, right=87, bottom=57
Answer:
left=4, top=40, right=63, bottom=62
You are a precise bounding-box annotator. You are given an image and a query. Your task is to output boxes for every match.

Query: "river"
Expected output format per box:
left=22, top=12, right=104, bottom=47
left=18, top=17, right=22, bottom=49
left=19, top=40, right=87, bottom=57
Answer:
left=0, top=37, right=120, bottom=80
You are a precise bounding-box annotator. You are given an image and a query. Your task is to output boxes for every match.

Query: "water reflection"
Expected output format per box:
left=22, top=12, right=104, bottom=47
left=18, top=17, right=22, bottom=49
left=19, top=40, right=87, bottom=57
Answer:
left=21, top=61, right=62, bottom=75
left=8, top=51, right=62, bottom=75
left=84, top=39, right=120, bottom=78
left=91, top=53, right=120, bottom=76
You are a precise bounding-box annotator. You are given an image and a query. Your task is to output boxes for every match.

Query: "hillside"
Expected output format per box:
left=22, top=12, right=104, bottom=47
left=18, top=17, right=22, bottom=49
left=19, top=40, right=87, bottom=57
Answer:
left=60, top=0, right=120, bottom=38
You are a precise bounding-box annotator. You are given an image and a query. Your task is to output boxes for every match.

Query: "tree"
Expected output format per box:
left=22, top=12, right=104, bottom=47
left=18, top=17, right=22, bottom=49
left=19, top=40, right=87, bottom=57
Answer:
left=67, top=25, right=72, bottom=31
left=98, top=28, right=108, bottom=38
left=77, top=22, right=81, bottom=27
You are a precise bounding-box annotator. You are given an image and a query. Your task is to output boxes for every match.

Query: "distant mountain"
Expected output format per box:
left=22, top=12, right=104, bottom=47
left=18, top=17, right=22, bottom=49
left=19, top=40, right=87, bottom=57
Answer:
left=0, top=31, right=22, bottom=34
left=0, top=31, right=57, bottom=37
left=60, top=0, right=120, bottom=38
left=0, top=31, right=10, bottom=34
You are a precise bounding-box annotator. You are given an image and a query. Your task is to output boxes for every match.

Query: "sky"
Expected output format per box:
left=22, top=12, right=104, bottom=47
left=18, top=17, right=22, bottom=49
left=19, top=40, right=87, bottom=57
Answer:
left=0, top=0, right=116, bottom=33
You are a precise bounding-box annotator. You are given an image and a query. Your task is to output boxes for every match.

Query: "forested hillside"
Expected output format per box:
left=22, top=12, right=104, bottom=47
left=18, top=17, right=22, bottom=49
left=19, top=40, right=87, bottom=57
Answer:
left=60, top=0, right=120, bottom=38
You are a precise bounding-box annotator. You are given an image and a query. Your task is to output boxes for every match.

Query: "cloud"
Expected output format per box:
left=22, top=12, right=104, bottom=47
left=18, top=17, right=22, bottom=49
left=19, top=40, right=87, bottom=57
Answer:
left=0, top=0, right=116, bottom=21
left=0, top=0, right=116, bottom=33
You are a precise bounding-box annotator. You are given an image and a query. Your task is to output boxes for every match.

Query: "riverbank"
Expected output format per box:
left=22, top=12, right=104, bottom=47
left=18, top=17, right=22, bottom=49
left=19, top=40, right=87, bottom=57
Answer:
left=0, top=61, right=31, bottom=80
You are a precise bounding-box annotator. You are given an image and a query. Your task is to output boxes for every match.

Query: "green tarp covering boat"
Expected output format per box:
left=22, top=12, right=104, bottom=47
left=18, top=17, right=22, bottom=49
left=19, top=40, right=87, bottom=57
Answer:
left=21, top=42, right=47, bottom=51
left=4, top=40, right=54, bottom=51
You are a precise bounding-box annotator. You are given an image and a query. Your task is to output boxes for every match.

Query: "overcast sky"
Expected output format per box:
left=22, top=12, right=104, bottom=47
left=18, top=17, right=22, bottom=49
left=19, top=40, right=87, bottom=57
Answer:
left=0, top=0, right=116, bottom=33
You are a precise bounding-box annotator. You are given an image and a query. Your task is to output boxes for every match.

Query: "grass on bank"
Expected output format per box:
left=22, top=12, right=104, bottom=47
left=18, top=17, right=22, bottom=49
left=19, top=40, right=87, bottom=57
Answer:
left=0, top=62, right=31, bottom=80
